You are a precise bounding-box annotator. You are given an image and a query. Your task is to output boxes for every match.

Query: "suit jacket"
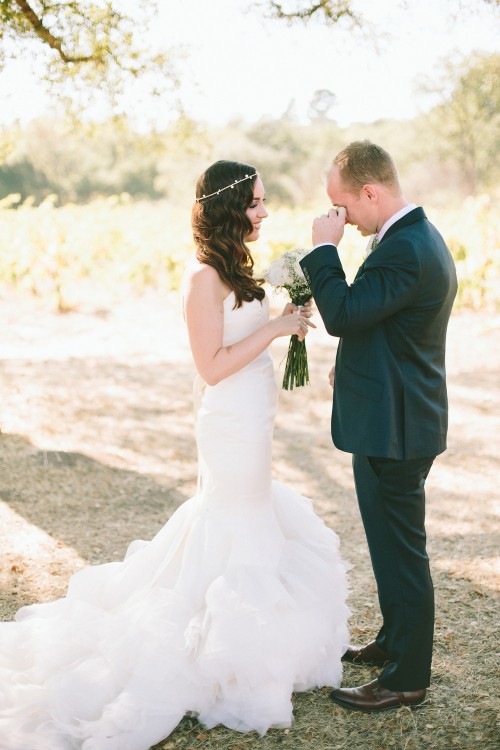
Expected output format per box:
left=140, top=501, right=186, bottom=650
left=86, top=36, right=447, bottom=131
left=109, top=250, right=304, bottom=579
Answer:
left=300, top=207, right=458, bottom=459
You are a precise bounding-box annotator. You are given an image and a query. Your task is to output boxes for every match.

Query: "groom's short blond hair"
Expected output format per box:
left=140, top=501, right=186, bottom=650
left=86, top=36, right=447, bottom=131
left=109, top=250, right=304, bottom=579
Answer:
left=334, top=140, right=400, bottom=193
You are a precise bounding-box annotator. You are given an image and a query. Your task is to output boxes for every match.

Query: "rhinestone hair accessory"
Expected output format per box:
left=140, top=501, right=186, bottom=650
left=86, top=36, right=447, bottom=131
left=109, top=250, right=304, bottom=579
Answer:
left=196, top=172, right=259, bottom=203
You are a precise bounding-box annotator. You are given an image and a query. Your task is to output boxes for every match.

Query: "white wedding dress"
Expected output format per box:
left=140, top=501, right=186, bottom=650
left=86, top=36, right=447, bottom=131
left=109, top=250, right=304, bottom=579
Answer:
left=0, top=292, right=350, bottom=750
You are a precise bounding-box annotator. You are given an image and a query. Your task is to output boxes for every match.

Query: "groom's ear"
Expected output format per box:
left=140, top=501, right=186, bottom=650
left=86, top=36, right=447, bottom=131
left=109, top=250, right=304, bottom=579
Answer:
left=362, top=184, right=377, bottom=202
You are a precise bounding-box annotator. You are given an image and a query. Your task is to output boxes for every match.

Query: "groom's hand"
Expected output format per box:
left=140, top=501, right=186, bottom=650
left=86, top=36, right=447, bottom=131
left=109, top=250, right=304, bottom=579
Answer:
left=312, top=207, right=346, bottom=248
left=328, top=365, right=335, bottom=388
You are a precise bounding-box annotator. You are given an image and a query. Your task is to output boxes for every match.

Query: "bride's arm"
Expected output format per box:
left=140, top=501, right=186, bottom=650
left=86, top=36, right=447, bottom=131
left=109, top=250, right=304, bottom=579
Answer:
left=184, top=264, right=308, bottom=386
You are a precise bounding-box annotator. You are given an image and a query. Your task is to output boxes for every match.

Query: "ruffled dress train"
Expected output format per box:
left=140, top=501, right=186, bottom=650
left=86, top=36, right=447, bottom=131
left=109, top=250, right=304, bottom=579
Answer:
left=0, top=292, right=350, bottom=750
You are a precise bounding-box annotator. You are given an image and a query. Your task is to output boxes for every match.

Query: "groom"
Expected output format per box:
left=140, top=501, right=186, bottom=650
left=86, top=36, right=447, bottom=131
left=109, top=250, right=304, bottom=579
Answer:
left=300, top=140, right=457, bottom=712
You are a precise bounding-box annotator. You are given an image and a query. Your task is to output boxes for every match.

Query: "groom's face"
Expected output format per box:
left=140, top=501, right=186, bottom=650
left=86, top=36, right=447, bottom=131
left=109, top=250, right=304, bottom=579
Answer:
left=326, top=166, right=377, bottom=237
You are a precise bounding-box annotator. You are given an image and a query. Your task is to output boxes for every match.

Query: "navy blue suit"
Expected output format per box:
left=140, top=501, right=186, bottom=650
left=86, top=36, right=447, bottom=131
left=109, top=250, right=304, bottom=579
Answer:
left=300, top=207, right=457, bottom=689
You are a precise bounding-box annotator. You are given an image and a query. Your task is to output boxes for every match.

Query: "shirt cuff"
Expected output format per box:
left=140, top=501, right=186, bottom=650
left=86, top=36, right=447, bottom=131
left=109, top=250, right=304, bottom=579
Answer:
left=312, top=242, right=336, bottom=251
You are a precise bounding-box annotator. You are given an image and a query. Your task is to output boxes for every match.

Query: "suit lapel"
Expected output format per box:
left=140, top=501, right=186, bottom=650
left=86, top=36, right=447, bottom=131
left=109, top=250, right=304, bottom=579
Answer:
left=354, top=262, right=365, bottom=280
left=355, top=208, right=426, bottom=276
left=380, top=207, right=426, bottom=244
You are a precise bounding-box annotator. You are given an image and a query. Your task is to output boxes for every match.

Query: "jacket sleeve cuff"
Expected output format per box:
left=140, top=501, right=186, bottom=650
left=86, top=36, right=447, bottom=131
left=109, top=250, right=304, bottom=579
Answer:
left=300, top=244, right=342, bottom=284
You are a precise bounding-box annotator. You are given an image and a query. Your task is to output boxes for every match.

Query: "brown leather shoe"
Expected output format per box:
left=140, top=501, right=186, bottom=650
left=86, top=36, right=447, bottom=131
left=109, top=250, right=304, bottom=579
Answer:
left=342, top=640, right=390, bottom=666
left=330, top=678, right=427, bottom=712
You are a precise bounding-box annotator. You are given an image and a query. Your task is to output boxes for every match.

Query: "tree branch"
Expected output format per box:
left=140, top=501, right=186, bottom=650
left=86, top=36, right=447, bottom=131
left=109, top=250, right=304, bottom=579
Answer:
left=14, top=0, right=94, bottom=63
left=267, top=0, right=356, bottom=24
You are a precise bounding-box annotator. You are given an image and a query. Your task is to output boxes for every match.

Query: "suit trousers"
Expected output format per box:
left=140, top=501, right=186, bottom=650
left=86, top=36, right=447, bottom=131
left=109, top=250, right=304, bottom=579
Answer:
left=352, top=454, right=435, bottom=690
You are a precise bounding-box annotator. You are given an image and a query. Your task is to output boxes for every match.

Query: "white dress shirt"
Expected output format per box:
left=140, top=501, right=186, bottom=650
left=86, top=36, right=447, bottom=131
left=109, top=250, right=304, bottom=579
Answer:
left=367, top=203, right=417, bottom=255
left=376, top=203, right=416, bottom=242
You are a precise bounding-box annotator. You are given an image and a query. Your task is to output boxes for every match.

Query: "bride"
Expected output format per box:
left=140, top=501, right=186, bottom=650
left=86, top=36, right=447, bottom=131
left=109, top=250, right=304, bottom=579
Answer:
left=0, top=160, right=350, bottom=750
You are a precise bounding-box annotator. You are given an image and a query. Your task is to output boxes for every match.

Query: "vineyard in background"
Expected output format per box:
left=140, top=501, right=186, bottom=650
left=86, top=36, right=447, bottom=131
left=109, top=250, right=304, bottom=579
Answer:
left=0, top=193, right=498, bottom=312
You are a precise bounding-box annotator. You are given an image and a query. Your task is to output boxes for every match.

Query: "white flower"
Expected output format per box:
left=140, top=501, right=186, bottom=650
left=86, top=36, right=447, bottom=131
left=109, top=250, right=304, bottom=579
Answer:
left=265, top=259, right=292, bottom=287
left=263, top=248, right=310, bottom=291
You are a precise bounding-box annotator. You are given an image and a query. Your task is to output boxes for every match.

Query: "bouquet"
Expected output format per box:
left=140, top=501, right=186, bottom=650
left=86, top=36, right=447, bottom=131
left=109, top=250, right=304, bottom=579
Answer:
left=263, top=249, right=312, bottom=390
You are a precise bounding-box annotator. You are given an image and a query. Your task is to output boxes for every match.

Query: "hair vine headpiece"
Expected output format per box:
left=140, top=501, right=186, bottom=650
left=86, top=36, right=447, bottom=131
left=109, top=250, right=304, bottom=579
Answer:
left=196, top=172, right=259, bottom=203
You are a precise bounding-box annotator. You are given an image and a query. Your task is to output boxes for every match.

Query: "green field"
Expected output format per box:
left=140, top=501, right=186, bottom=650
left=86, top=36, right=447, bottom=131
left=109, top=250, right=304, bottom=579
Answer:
left=1, top=193, right=498, bottom=311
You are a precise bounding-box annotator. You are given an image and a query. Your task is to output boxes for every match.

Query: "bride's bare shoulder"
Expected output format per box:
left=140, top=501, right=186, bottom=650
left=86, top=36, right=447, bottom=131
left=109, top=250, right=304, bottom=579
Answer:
left=186, top=261, right=218, bottom=284
left=183, top=261, right=227, bottom=302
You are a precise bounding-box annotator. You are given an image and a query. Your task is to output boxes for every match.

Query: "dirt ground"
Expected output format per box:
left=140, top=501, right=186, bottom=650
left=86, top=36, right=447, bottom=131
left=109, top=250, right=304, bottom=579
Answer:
left=0, top=291, right=498, bottom=750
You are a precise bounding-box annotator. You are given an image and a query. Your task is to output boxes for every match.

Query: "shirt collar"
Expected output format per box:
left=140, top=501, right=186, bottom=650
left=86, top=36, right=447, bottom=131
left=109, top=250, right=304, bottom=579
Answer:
left=377, top=203, right=417, bottom=243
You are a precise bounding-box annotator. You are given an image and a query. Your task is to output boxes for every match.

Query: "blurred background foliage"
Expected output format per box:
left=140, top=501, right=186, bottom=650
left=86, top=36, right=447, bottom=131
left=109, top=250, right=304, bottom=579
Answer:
left=0, top=49, right=498, bottom=312
left=1, top=51, right=498, bottom=207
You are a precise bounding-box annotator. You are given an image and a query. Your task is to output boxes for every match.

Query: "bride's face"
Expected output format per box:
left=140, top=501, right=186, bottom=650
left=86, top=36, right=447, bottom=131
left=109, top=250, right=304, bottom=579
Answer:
left=245, top=177, right=268, bottom=241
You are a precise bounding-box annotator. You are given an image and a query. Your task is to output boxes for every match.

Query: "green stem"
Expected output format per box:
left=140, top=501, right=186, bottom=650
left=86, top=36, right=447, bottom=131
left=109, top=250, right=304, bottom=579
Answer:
left=282, top=334, right=309, bottom=390
left=281, top=294, right=311, bottom=390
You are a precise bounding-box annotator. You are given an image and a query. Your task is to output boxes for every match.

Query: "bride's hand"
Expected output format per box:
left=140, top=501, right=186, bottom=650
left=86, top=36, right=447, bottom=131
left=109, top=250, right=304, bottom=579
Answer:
left=281, top=300, right=316, bottom=326
left=270, top=310, right=310, bottom=341
left=298, top=299, right=315, bottom=322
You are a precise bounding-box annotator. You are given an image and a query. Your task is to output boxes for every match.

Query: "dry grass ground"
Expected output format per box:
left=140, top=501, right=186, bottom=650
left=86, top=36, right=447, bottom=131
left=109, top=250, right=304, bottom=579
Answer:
left=0, top=291, right=498, bottom=750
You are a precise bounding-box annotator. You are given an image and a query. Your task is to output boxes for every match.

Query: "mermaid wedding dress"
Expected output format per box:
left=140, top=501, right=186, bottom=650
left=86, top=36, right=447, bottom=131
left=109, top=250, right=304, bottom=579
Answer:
left=0, top=292, right=350, bottom=750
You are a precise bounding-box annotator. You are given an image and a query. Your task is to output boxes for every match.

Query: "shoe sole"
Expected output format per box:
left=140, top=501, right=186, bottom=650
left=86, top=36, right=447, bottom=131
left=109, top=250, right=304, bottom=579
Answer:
left=329, top=695, right=429, bottom=713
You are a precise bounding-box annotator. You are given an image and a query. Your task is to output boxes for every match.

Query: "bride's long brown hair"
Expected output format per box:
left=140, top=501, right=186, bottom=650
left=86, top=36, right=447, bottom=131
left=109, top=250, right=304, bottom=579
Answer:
left=191, top=160, right=265, bottom=308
